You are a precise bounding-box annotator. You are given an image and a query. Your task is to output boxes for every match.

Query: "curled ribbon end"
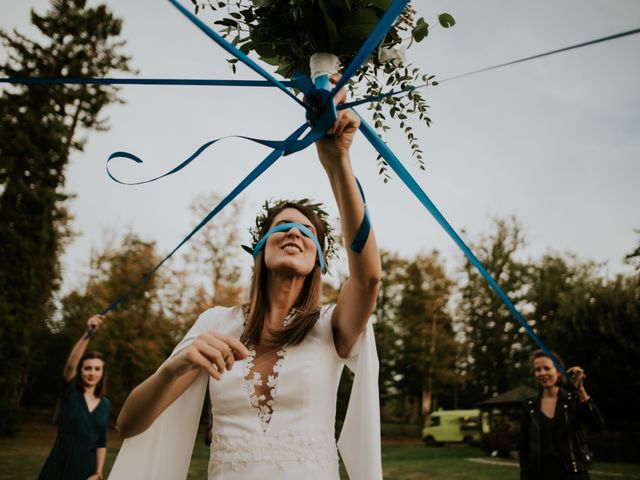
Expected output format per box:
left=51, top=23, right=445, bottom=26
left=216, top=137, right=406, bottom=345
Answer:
left=106, top=151, right=146, bottom=185
left=108, top=151, right=144, bottom=164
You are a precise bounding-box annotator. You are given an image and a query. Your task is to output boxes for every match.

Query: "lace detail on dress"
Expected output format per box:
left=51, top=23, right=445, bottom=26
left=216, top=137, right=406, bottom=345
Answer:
left=208, top=430, right=339, bottom=472
left=243, top=347, right=287, bottom=433
left=242, top=310, right=295, bottom=433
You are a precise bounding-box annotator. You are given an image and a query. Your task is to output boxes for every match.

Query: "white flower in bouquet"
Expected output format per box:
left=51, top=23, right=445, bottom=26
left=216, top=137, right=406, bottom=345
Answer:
left=378, top=46, right=406, bottom=67
left=201, top=1, right=455, bottom=178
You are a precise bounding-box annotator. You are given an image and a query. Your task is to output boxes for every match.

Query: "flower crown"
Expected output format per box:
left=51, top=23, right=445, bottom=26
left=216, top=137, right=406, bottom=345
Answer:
left=243, top=198, right=338, bottom=273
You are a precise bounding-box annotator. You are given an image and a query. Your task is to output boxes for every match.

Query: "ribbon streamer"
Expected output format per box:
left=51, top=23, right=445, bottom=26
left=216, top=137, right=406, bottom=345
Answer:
left=100, top=122, right=309, bottom=314
left=8, top=0, right=631, bottom=372
left=99, top=0, right=402, bottom=319
left=0, top=77, right=296, bottom=87
left=167, top=0, right=304, bottom=107
left=107, top=129, right=321, bottom=185
left=356, top=113, right=566, bottom=374
left=152, top=0, right=566, bottom=372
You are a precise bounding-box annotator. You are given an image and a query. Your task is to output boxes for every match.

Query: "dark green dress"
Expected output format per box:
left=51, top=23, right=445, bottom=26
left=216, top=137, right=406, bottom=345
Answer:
left=38, top=378, right=111, bottom=480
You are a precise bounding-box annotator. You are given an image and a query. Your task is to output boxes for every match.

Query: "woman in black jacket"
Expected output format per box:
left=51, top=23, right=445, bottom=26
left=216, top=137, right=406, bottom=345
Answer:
left=519, top=350, right=604, bottom=480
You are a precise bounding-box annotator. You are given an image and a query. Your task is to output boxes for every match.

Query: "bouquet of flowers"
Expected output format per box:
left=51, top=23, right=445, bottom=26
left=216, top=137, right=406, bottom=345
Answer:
left=193, top=0, right=454, bottom=178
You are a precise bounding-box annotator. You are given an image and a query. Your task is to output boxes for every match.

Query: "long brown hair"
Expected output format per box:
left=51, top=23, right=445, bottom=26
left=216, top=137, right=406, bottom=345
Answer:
left=76, top=351, right=107, bottom=397
left=241, top=202, right=327, bottom=348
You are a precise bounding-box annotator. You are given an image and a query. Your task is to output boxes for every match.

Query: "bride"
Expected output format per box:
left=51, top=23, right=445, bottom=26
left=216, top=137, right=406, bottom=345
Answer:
left=109, top=76, right=383, bottom=480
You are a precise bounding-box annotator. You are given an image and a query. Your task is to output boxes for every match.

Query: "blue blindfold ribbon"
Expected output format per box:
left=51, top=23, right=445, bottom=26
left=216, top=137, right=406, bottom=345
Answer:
left=252, top=222, right=325, bottom=272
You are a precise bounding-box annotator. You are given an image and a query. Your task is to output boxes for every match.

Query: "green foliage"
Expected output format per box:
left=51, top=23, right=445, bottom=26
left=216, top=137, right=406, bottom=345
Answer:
left=375, top=250, right=459, bottom=424
left=0, top=0, right=132, bottom=434
left=438, top=13, right=456, bottom=28
left=185, top=193, right=245, bottom=307
left=528, top=254, right=640, bottom=425
left=194, top=1, right=454, bottom=176
left=456, top=217, right=532, bottom=401
left=396, top=253, right=458, bottom=421
left=624, top=228, right=640, bottom=273
left=375, top=250, right=410, bottom=405
left=411, top=17, right=428, bottom=42
left=456, top=218, right=640, bottom=436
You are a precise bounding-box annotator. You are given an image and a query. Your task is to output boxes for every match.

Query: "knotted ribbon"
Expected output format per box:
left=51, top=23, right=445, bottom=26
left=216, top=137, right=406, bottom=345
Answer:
left=4, top=0, right=572, bottom=373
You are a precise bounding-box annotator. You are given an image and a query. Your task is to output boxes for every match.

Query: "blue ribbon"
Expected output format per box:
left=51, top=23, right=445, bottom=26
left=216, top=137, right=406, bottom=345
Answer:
left=329, top=0, right=410, bottom=101
left=0, top=76, right=296, bottom=87
left=99, top=122, right=308, bottom=314
left=104, top=0, right=565, bottom=373
left=356, top=112, right=567, bottom=375
left=0, top=75, right=420, bottom=111
left=350, top=178, right=371, bottom=254
left=252, top=222, right=325, bottom=271
left=8, top=0, right=571, bottom=371
left=107, top=130, right=317, bottom=185
left=167, top=0, right=304, bottom=108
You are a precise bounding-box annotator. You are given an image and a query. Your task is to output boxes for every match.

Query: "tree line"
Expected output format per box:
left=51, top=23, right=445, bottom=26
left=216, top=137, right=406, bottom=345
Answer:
left=14, top=207, right=640, bottom=443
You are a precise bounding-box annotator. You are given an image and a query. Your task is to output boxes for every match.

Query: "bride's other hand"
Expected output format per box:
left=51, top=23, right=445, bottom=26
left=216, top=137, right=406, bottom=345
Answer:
left=166, top=332, right=249, bottom=380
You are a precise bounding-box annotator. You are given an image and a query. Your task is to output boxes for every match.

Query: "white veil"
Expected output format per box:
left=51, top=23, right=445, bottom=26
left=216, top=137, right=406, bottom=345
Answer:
left=108, top=308, right=382, bottom=480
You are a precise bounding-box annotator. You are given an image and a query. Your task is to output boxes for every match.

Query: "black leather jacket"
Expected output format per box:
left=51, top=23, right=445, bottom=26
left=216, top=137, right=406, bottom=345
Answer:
left=519, top=387, right=604, bottom=480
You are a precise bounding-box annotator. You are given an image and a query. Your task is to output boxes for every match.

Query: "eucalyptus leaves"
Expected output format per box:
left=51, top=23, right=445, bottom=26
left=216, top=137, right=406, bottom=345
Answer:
left=193, top=0, right=454, bottom=178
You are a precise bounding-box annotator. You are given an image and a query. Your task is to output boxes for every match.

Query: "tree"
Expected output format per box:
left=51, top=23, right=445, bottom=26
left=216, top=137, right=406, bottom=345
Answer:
left=184, top=193, right=245, bottom=307
left=24, top=234, right=181, bottom=412
left=0, top=0, right=132, bottom=433
left=456, top=217, right=532, bottom=401
left=526, top=253, right=598, bottom=352
left=528, top=253, right=640, bottom=426
left=624, top=229, right=640, bottom=273
left=393, top=252, right=457, bottom=425
left=373, top=250, right=459, bottom=426
left=374, top=250, right=409, bottom=408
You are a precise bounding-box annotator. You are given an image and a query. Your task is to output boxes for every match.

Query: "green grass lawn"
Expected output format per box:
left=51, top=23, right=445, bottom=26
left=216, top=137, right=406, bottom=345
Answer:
left=2, top=420, right=639, bottom=479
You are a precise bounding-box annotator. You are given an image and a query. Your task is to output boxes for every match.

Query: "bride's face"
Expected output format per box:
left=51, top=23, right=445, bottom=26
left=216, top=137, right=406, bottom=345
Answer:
left=263, top=208, right=319, bottom=277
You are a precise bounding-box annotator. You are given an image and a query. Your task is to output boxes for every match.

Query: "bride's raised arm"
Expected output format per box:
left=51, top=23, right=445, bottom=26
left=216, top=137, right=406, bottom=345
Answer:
left=316, top=74, right=382, bottom=358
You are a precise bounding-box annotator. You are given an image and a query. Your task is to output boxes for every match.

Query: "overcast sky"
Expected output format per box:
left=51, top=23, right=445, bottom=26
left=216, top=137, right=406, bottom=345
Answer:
left=2, top=0, right=639, bottom=295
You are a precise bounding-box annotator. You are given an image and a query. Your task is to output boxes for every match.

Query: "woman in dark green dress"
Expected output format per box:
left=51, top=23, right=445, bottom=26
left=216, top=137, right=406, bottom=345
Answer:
left=39, top=315, right=111, bottom=480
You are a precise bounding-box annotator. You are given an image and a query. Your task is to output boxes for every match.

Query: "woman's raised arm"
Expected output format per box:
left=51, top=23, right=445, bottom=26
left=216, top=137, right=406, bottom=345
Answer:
left=316, top=74, right=382, bottom=357
left=63, top=315, right=103, bottom=382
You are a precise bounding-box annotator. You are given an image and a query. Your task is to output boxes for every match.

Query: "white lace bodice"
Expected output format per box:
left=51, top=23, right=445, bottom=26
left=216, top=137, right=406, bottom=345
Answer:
left=206, top=305, right=345, bottom=479
left=242, top=345, right=287, bottom=432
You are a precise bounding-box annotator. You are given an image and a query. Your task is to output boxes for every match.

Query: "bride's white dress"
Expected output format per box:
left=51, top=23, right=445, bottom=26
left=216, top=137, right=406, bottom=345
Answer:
left=207, top=304, right=343, bottom=478
left=108, top=304, right=381, bottom=480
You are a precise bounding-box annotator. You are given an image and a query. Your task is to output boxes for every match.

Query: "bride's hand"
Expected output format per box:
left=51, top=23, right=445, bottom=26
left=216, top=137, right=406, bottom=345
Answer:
left=316, top=73, right=360, bottom=162
left=165, top=332, right=249, bottom=380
